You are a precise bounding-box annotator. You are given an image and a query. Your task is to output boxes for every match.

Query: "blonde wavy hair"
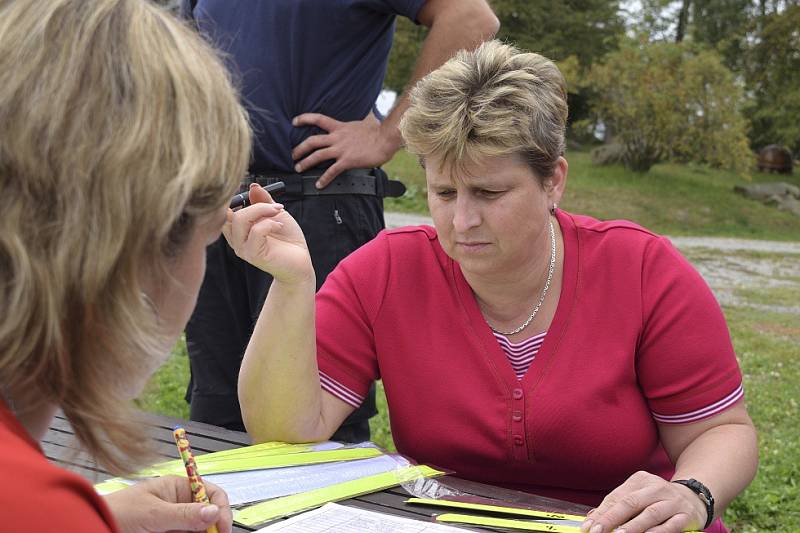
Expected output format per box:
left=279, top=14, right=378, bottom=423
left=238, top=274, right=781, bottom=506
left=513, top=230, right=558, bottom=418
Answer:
left=400, top=40, right=568, bottom=184
left=0, top=0, right=250, bottom=475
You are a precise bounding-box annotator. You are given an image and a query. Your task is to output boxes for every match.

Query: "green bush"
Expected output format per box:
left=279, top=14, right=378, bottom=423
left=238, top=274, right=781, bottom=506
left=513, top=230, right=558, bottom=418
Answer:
left=587, top=39, right=753, bottom=173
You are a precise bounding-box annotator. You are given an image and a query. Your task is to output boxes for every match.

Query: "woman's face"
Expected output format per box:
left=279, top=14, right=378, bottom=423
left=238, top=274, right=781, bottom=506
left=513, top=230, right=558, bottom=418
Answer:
left=427, top=153, right=566, bottom=279
left=137, top=206, right=227, bottom=389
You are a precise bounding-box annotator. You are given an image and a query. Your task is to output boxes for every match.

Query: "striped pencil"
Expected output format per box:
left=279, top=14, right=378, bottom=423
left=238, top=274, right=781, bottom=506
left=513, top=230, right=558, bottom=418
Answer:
left=173, top=427, right=220, bottom=533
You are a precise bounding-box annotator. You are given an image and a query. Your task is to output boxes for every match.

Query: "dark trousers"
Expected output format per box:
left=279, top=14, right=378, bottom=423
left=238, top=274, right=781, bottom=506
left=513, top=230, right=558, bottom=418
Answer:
left=185, top=193, right=382, bottom=440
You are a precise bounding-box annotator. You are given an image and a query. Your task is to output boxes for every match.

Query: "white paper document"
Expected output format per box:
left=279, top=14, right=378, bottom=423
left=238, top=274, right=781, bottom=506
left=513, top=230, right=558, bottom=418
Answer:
left=254, top=502, right=469, bottom=532
left=204, top=454, right=408, bottom=506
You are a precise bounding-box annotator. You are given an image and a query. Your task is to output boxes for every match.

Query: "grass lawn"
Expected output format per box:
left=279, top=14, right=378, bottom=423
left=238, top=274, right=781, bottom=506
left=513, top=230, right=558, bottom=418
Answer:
left=137, top=150, right=800, bottom=531
left=722, top=304, right=800, bottom=531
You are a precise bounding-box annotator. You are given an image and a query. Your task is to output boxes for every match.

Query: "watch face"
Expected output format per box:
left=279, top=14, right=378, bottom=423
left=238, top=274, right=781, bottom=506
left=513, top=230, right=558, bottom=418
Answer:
left=690, top=479, right=713, bottom=502
left=675, top=478, right=715, bottom=528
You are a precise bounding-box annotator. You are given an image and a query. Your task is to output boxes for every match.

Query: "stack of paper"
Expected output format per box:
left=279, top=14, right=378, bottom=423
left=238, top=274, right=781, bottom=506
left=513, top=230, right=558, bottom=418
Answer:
left=254, top=502, right=469, bottom=532
left=206, top=453, right=414, bottom=506
left=94, top=440, right=444, bottom=528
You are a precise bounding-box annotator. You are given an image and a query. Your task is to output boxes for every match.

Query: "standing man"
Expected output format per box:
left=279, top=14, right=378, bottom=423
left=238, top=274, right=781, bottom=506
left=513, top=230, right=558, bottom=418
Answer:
left=182, top=0, right=499, bottom=440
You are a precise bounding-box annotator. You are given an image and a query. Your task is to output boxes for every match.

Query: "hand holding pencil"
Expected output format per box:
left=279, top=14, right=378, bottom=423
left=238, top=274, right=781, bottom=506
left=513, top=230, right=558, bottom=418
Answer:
left=102, top=473, right=232, bottom=533
left=174, top=427, right=222, bottom=533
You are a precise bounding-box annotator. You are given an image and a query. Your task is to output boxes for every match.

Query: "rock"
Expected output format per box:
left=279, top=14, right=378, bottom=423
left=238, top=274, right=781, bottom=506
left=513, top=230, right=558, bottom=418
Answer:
left=734, top=182, right=800, bottom=217
left=591, top=143, right=624, bottom=166
left=734, top=182, right=800, bottom=201
left=777, top=196, right=800, bottom=217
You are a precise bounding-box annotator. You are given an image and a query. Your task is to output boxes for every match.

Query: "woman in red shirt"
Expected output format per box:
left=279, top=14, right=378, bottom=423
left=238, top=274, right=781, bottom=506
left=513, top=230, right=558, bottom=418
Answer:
left=0, top=0, right=250, bottom=531
left=231, top=41, right=758, bottom=533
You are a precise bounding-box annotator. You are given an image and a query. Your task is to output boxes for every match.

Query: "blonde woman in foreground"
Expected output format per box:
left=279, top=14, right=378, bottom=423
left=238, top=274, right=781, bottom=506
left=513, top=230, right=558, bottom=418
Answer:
left=0, top=0, right=250, bottom=531
left=232, top=41, right=758, bottom=533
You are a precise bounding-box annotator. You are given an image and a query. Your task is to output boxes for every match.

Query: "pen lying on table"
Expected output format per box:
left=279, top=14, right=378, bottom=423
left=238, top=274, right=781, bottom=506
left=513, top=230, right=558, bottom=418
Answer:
left=230, top=181, right=285, bottom=209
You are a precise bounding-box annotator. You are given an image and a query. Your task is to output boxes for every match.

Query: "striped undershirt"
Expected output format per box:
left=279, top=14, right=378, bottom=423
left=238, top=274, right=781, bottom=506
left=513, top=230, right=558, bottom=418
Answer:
left=492, top=330, right=546, bottom=380
left=319, top=334, right=744, bottom=424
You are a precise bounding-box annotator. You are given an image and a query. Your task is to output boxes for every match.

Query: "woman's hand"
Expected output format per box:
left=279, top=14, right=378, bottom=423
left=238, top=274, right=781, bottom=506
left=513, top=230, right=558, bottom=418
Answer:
left=104, top=477, right=232, bottom=533
left=223, top=184, right=314, bottom=284
left=580, top=471, right=707, bottom=533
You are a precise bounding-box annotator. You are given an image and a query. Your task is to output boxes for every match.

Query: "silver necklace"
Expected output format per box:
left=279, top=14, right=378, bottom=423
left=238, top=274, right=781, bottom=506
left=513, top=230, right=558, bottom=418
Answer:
left=489, top=218, right=556, bottom=336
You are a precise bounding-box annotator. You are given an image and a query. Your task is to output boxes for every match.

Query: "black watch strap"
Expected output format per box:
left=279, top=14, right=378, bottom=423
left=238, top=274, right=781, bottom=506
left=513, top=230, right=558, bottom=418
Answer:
left=672, top=478, right=715, bottom=529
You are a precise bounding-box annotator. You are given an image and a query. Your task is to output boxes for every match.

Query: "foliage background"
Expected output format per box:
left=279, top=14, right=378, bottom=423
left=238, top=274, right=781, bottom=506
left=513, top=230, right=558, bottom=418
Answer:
left=386, top=0, right=800, bottom=168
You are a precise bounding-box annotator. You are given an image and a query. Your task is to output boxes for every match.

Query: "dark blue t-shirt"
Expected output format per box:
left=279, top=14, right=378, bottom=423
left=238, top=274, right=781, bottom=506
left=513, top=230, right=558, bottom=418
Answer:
left=186, top=0, right=426, bottom=173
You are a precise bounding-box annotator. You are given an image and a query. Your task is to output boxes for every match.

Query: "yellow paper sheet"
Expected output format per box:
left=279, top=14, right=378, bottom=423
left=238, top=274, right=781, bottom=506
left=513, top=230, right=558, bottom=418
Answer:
left=95, top=442, right=381, bottom=494
left=436, top=513, right=702, bottom=533
left=142, top=441, right=336, bottom=474
left=140, top=447, right=382, bottom=477
left=406, top=497, right=586, bottom=522
left=234, top=465, right=444, bottom=527
left=436, top=513, right=583, bottom=532
left=184, top=441, right=309, bottom=460
left=94, top=479, right=134, bottom=495
left=136, top=441, right=309, bottom=478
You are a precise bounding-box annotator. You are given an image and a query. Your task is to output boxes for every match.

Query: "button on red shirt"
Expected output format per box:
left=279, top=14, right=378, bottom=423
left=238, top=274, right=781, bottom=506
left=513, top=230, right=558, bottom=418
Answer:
left=512, top=388, right=523, bottom=400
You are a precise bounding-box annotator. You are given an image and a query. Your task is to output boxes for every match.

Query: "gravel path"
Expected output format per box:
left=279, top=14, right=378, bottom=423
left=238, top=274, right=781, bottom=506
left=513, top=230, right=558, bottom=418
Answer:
left=384, top=212, right=800, bottom=315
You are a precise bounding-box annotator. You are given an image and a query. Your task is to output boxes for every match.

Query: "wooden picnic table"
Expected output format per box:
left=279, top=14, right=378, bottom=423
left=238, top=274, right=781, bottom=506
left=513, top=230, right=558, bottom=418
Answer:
left=43, top=411, right=591, bottom=531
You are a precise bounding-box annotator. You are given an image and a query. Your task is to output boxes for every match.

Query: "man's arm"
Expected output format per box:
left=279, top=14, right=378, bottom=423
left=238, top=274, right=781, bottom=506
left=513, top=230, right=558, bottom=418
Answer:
left=292, top=0, right=499, bottom=188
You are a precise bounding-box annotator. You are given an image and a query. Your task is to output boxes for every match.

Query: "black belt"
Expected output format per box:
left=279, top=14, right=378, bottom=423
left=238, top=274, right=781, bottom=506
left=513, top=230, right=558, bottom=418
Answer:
left=245, top=168, right=406, bottom=198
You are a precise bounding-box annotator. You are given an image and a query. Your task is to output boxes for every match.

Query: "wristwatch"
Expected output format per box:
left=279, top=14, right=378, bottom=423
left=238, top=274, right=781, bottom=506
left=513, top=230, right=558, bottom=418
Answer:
left=672, top=478, right=715, bottom=529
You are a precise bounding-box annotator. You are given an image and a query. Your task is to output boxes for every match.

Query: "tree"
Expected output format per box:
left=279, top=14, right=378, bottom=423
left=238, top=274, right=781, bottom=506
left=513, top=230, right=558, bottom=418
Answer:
left=743, top=5, right=800, bottom=154
left=384, top=17, right=428, bottom=94
left=587, top=39, right=753, bottom=173
left=628, top=0, right=686, bottom=42
left=690, top=0, right=754, bottom=71
left=624, top=1, right=799, bottom=156
left=491, top=0, right=625, bottom=139
left=384, top=1, right=625, bottom=140
left=489, top=0, right=624, bottom=68
left=675, top=0, right=692, bottom=42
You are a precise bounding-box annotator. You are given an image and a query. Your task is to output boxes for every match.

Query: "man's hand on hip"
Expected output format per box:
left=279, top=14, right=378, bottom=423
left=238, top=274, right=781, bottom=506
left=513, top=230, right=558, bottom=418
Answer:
left=291, top=111, right=399, bottom=189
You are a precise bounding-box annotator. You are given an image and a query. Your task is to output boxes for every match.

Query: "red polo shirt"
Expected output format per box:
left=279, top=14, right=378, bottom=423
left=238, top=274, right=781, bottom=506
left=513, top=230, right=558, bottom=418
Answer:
left=0, top=398, right=118, bottom=532
left=316, top=210, right=743, bottom=507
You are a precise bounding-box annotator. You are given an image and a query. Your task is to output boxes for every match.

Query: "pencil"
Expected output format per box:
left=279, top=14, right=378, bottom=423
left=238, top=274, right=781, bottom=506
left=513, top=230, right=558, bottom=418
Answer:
left=173, top=427, right=220, bottom=533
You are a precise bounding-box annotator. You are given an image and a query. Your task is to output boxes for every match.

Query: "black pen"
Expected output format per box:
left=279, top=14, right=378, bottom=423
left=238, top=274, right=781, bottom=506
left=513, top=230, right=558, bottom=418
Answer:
left=229, top=181, right=285, bottom=209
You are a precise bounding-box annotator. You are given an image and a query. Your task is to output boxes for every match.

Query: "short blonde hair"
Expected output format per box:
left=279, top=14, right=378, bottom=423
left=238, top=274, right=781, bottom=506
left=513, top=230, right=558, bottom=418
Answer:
left=400, top=40, right=568, bottom=183
left=0, top=0, right=250, bottom=474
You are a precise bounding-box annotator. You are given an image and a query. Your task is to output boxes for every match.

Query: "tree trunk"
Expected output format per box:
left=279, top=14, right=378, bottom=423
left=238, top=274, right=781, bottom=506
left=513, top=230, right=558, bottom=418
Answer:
left=676, top=0, right=692, bottom=42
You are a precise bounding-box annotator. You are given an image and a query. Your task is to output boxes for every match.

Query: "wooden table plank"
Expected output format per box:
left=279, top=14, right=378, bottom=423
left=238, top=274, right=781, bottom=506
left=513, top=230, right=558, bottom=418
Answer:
left=134, top=411, right=252, bottom=444
left=51, top=414, right=246, bottom=455
left=43, top=412, right=591, bottom=532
